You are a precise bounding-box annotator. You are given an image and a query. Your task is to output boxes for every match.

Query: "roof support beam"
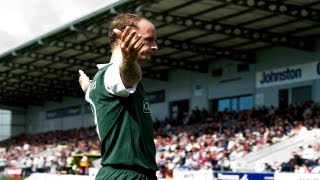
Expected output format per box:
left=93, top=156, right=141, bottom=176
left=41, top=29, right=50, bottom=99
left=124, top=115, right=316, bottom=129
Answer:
left=157, top=37, right=255, bottom=62
left=43, top=35, right=208, bottom=74
left=219, top=0, right=320, bottom=22
left=152, top=55, right=209, bottom=73
left=0, top=86, right=63, bottom=105
left=0, top=58, right=90, bottom=80
left=44, top=38, right=204, bottom=75
left=0, top=77, right=83, bottom=105
left=0, top=82, right=63, bottom=97
left=139, top=10, right=313, bottom=51
left=23, top=52, right=94, bottom=67
left=24, top=50, right=167, bottom=81
left=83, top=25, right=254, bottom=62
left=0, top=72, right=76, bottom=91
left=48, top=40, right=109, bottom=55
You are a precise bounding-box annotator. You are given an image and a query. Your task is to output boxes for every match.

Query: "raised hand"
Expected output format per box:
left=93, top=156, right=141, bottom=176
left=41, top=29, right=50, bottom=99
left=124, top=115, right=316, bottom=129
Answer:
left=78, top=70, right=90, bottom=92
left=113, top=26, right=145, bottom=64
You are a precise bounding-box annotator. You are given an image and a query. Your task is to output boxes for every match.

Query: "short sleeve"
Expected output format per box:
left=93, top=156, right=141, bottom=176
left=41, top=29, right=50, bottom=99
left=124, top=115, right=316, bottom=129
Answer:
left=104, top=63, right=137, bottom=97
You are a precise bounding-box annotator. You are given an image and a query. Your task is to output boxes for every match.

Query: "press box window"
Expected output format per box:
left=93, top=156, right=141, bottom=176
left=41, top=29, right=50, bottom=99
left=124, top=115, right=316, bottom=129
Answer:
left=212, top=95, right=253, bottom=112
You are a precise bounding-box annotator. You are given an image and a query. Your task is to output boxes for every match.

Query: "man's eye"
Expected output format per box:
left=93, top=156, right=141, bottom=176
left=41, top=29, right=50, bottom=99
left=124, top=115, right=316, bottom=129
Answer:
left=146, top=38, right=154, bottom=42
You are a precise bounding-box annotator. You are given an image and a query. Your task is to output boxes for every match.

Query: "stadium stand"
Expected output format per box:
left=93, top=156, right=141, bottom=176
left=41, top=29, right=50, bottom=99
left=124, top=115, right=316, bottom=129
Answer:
left=0, top=127, right=100, bottom=177
left=1, top=101, right=320, bottom=179
left=234, top=128, right=320, bottom=172
left=154, top=101, right=320, bottom=178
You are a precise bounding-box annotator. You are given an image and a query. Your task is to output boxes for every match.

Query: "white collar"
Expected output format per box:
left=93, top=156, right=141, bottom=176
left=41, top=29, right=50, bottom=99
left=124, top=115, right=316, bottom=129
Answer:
left=96, top=63, right=109, bottom=69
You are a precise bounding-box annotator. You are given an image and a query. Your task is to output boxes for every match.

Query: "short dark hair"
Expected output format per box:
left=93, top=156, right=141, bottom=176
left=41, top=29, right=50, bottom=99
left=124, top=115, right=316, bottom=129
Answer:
left=108, top=13, right=145, bottom=49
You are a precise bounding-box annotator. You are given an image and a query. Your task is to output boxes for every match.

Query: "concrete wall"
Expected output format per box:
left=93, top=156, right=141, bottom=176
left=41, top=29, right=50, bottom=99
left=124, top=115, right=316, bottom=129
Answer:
left=254, top=43, right=320, bottom=106
left=11, top=110, right=26, bottom=137
left=26, top=97, right=94, bottom=134
left=142, top=59, right=256, bottom=120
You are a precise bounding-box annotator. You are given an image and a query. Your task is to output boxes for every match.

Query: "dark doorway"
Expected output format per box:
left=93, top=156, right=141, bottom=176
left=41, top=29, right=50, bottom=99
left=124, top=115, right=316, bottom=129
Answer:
left=292, top=86, right=312, bottom=104
left=278, top=89, right=288, bottom=108
left=169, top=99, right=189, bottom=121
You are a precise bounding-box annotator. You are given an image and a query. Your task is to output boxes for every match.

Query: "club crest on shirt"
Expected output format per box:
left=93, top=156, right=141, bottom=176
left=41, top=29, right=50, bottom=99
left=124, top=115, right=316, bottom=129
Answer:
left=143, top=98, right=151, bottom=113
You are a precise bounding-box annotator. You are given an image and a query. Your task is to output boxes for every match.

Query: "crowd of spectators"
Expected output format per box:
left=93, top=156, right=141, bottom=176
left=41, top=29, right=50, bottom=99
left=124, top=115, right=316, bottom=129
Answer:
left=279, top=144, right=320, bottom=173
left=1, top=101, right=320, bottom=178
left=0, top=127, right=100, bottom=177
left=153, top=101, right=320, bottom=178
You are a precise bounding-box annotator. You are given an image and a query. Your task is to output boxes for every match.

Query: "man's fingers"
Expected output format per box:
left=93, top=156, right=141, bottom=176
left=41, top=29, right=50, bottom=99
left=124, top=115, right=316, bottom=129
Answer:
left=135, top=41, right=145, bottom=52
left=78, top=70, right=91, bottom=92
left=79, top=70, right=85, bottom=76
left=113, top=29, right=122, bottom=38
left=122, top=30, right=136, bottom=49
left=121, top=26, right=132, bottom=42
left=130, top=34, right=142, bottom=50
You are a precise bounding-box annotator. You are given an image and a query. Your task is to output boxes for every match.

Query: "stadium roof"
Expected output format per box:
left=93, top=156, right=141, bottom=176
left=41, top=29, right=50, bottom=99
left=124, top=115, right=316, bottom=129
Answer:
left=0, top=0, right=320, bottom=107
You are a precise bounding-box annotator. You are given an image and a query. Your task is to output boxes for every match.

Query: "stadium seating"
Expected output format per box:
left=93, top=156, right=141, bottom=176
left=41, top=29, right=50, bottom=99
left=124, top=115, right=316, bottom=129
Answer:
left=1, top=101, right=320, bottom=179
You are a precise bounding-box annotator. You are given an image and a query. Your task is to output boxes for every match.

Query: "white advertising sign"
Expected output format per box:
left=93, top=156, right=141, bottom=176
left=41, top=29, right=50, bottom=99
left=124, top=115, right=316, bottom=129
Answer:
left=173, top=169, right=214, bottom=180
left=275, top=172, right=320, bottom=180
left=256, top=61, right=320, bottom=88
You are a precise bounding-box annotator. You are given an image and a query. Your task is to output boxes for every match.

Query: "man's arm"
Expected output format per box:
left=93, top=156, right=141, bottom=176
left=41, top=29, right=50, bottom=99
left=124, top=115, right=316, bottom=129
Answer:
left=113, top=27, right=144, bottom=88
left=119, top=58, right=142, bottom=88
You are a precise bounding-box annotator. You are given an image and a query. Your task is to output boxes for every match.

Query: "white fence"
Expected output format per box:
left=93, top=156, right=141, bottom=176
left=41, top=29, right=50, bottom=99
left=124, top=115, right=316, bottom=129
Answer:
left=26, top=173, right=95, bottom=180
left=174, top=170, right=320, bottom=180
left=173, top=169, right=214, bottom=180
left=275, top=172, right=320, bottom=180
left=19, top=170, right=320, bottom=180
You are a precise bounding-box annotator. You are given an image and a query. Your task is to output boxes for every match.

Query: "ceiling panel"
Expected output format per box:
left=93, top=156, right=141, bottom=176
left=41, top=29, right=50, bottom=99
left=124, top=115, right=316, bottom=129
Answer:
left=0, top=0, right=319, bottom=106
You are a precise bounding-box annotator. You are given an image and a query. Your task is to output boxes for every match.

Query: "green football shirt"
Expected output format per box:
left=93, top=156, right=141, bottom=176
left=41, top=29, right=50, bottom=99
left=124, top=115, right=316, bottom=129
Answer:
left=85, top=64, right=158, bottom=171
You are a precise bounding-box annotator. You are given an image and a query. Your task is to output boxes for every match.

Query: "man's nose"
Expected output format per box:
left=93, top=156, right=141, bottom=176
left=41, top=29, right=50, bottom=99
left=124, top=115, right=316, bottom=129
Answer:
left=151, top=42, right=158, bottom=51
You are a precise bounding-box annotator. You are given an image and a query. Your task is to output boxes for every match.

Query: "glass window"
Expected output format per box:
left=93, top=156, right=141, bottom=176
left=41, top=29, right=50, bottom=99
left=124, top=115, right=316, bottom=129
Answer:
left=218, top=99, right=230, bottom=112
left=0, top=109, right=11, bottom=141
left=231, top=98, right=238, bottom=111
left=213, top=95, right=253, bottom=112
left=239, top=96, right=253, bottom=110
